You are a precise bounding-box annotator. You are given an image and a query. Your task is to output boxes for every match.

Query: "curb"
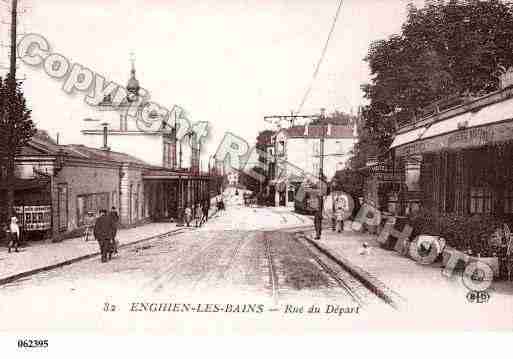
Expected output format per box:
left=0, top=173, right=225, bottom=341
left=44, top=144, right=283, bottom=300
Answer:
left=301, top=233, right=407, bottom=310
left=0, top=227, right=188, bottom=287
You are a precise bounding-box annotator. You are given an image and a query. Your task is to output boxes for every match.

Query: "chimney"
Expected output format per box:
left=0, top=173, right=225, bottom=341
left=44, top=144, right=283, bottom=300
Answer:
left=101, top=122, right=110, bottom=151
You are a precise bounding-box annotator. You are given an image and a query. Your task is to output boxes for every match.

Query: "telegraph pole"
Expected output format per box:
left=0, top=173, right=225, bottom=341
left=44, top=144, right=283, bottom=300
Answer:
left=9, top=0, right=18, bottom=83
left=5, top=0, right=19, bottom=219
left=316, top=108, right=326, bottom=240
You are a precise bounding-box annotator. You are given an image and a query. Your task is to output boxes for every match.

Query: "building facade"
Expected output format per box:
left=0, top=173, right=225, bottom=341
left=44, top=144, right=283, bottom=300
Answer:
left=1, top=131, right=218, bottom=241
left=269, top=122, right=358, bottom=206
left=390, top=79, right=513, bottom=221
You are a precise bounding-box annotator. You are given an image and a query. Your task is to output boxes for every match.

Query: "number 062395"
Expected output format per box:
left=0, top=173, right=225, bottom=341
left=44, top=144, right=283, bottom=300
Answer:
left=17, top=339, right=48, bottom=348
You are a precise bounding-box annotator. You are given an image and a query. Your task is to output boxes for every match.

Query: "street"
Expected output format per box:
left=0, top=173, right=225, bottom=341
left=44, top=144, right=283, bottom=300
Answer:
left=2, top=199, right=513, bottom=333
left=0, top=203, right=392, bottom=332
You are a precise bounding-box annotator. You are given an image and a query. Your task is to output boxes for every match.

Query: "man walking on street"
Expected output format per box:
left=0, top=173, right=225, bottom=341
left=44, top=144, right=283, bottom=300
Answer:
left=314, top=209, right=323, bottom=240
left=94, top=209, right=113, bottom=263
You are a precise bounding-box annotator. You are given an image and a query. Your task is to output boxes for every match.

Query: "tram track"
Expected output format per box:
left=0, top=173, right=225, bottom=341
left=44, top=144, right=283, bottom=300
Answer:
left=263, top=226, right=395, bottom=309
left=294, top=231, right=402, bottom=310
left=263, top=232, right=279, bottom=308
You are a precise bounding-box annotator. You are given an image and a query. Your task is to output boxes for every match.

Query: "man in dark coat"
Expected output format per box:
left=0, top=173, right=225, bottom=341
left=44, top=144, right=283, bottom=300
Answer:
left=314, top=197, right=324, bottom=240
left=94, top=209, right=113, bottom=262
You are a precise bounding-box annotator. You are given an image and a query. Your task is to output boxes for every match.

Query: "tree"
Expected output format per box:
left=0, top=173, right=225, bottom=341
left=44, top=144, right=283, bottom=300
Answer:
left=310, top=110, right=356, bottom=126
left=0, top=76, right=36, bottom=220
left=357, top=0, right=513, bottom=161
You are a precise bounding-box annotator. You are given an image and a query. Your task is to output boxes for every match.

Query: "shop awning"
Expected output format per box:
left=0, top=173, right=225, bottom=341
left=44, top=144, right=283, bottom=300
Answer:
left=390, top=127, right=426, bottom=149
left=393, top=96, right=513, bottom=157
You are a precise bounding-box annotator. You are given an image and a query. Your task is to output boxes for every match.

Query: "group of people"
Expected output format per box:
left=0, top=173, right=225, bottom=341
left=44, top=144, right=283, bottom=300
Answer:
left=93, top=207, right=120, bottom=263
left=184, top=199, right=211, bottom=227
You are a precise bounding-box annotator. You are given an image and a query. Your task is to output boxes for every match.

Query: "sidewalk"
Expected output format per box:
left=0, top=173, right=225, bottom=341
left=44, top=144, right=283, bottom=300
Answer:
left=0, top=222, right=184, bottom=286
left=306, top=222, right=513, bottom=309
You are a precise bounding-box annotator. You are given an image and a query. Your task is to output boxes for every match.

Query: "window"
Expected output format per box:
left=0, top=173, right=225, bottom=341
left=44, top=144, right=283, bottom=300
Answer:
left=278, top=140, right=285, bottom=156
left=77, top=192, right=110, bottom=226
left=313, top=142, right=319, bottom=155
left=111, top=191, right=117, bottom=210
left=57, top=183, right=68, bottom=232
left=135, top=183, right=140, bottom=220
left=336, top=141, right=345, bottom=154
left=504, top=188, right=513, bottom=214
left=444, top=152, right=456, bottom=213
left=470, top=187, right=493, bottom=214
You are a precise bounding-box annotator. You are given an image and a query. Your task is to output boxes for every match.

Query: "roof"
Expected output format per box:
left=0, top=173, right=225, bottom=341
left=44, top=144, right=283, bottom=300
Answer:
left=283, top=125, right=355, bottom=139
left=19, top=133, right=152, bottom=167
left=65, top=144, right=150, bottom=166
left=143, top=167, right=209, bottom=179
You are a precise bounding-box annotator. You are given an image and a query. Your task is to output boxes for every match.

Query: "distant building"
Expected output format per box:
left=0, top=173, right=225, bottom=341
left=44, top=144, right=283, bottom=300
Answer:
left=81, top=59, right=178, bottom=169
left=269, top=122, right=358, bottom=206
left=227, top=171, right=239, bottom=186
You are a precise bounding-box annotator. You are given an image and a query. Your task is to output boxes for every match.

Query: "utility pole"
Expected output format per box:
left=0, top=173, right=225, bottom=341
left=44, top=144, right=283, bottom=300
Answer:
left=316, top=108, right=326, bottom=240
left=179, top=141, right=183, bottom=169
left=5, top=0, right=18, bottom=219
left=9, top=0, right=18, bottom=83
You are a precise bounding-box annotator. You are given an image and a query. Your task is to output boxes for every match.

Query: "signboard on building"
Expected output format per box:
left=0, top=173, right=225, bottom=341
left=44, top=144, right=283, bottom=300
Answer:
left=395, top=121, right=513, bottom=156
left=14, top=205, right=52, bottom=231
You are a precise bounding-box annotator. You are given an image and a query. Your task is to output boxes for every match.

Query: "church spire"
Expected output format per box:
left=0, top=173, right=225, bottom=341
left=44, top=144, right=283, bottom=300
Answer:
left=127, top=51, right=140, bottom=99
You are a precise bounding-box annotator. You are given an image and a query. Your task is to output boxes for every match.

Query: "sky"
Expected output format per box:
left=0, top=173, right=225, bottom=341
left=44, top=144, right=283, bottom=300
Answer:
left=0, top=0, right=423, bottom=167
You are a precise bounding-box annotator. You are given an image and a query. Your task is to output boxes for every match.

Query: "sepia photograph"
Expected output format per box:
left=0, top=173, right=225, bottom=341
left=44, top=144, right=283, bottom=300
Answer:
left=0, top=0, right=513, bottom=353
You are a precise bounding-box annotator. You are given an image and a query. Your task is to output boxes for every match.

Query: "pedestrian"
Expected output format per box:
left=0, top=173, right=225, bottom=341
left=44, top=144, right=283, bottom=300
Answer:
left=184, top=205, right=192, bottom=227
left=94, top=209, right=113, bottom=263
left=195, top=203, right=203, bottom=227
left=202, top=200, right=209, bottom=224
left=335, top=207, right=344, bottom=233
left=7, top=216, right=20, bottom=253
left=314, top=210, right=323, bottom=240
left=84, top=211, right=95, bottom=241
left=109, top=206, right=120, bottom=255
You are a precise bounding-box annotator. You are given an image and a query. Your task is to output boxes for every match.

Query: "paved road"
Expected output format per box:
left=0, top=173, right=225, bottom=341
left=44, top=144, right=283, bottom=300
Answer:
left=0, top=205, right=380, bottom=331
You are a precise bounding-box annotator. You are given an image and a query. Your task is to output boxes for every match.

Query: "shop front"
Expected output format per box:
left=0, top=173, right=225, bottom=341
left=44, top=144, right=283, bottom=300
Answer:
left=390, top=89, right=513, bottom=275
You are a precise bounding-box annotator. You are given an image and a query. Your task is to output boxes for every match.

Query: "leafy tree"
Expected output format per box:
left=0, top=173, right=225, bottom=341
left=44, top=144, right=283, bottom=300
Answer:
left=310, top=110, right=356, bottom=126
left=356, top=0, right=513, bottom=161
left=0, top=76, right=36, bottom=220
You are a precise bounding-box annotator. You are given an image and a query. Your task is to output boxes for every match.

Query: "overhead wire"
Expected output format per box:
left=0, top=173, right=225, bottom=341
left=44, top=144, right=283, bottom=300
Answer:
left=296, top=0, right=344, bottom=114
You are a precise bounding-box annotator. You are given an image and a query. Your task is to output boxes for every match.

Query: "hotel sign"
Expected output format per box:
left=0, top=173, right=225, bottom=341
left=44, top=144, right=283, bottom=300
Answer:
left=395, top=121, right=513, bottom=156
